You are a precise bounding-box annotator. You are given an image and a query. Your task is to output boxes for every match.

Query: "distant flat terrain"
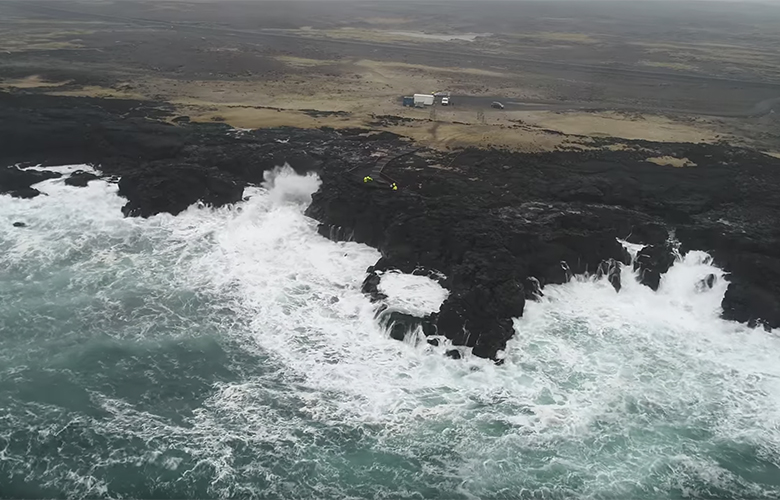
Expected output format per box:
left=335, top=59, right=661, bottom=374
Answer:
left=2, top=0, right=780, bottom=151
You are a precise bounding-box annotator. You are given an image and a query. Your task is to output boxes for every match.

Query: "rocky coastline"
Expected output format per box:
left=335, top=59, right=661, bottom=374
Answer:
left=2, top=91, right=779, bottom=360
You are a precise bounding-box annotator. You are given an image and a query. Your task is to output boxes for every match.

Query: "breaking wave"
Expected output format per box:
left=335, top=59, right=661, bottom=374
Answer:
left=1, top=164, right=778, bottom=499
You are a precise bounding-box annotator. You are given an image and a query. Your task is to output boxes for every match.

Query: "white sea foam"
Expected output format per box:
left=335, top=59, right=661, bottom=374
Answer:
left=1, top=164, right=779, bottom=499
left=189, top=165, right=780, bottom=496
left=377, top=270, right=449, bottom=316
left=18, top=163, right=99, bottom=175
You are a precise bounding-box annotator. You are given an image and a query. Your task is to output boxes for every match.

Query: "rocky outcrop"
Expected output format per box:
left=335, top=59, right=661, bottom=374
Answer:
left=677, top=219, right=780, bottom=331
left=0, top=165, right=61, bottom=198
left=117, top=165, right=244, bottom=217
left=376, top=308, right=436, bottom=342
left=3, top=91, right=780, bottom=353
left=65, top=170, right=100, bottom=187
left=597, top=258, right=623, bottom=292
left=306, top=169, right=663, bottom=360
left=0, top=92, right=326, bottom=216
left=308, top=143, right=780, bottom=357
left=716, top=252, right=780, bottom=330
left=634, top=243, right=677, bottom=290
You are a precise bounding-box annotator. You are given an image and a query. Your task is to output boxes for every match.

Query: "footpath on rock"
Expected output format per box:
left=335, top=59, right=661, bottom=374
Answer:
left=2, top=91, right=779, bottom=361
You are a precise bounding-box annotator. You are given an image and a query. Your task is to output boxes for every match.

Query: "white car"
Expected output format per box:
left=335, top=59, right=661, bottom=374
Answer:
left=441, top=97, right=450, bottom=106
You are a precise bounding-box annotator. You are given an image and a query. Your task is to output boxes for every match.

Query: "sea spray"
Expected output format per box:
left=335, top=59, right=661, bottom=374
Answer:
left=1, top=165, right=778, bottom=499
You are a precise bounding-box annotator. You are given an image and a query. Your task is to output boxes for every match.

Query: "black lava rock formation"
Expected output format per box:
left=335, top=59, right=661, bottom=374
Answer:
left=0, top=165, right=60, bottom=198
left=64, top=170, right=100, bottom=187
left=634, top=243, right=677, bottom=290
left=3, top=91, right=780, bottom=358
left=307, top=144, right=780, bottom=358
left=117, top=165, right=244, bottom=217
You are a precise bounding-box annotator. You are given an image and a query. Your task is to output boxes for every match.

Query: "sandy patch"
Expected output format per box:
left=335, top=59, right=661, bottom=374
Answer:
left=0, top=41, right=84, bottom=52
left=176, top=101, right=565, bottom=152
left=633, top=41, right=777, bottom=58
left=387, top=121, right=566, bottom=152
left=36, top=76, right=721, bottom=152
left=290, top=27, right=486, bottom=45
left=514, top=111, right=718, bottom=144
left=277, top=56, right=342, bottom=68
left=562, top=141, right=653, bottom=153
left=359, top=17, right=414, bottom=26
left=170, top=98, right=567, bottom=152
left=356, top=60, right=507, bottom=78
left=0, top=30, right=93, bottom=53
left=386, top=31, right=489, bottom=42
left=46, top=85, right=146, bottom=100
left=632, top=41, right=780, bottom=78
left=0, top=75, right=72, bottom=89
left=505, top=32, right=600, bottom=44
left=15, top=20, right=107, bottom=26
left=180, top=105, right=361, bottom=130
left=639, top=60, right=699, bottom=71
left=605, top=143, right=649, bottom=152
left=645, top=156, right=697, bottom=168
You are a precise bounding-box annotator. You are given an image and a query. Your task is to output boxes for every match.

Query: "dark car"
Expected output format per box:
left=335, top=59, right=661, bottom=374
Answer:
left=491, top=101, right=505, bottom=109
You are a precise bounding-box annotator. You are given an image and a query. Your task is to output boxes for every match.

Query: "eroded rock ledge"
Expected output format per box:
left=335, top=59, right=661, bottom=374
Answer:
left=306, top=144, right=780, bottom=359
left=2, top=91, right=779, bottom=360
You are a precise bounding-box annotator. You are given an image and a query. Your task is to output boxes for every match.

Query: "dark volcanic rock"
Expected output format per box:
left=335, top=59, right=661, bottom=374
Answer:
left=308, top=142, right=780, bottom=357
left=597, top=258, right=623, bottom=292
left=634, top=244, right=677, bottom=290
left=1, top=166, right=60, bottom=198
left=12, top=222, right=27, bottom=228
left=696, top=273, right=717, bottom=292
left=3, top=91, right=780, bottom=357
left=117, top=165, right=244, bottom=217
left=524, top=277, right=544, bottom=300
left=377, top=309, right=437, bottom=342
left=8, top=187, right=43, bottom=199
left=445, top=349, right=462, bottom=360
left=626, top=222, right=670, bottom=246
left=438, top=280, right=525, bottom=359
left=676, top=224, right=780, bottom=330
left=0, top=92, right=320, bottom=216
left=0, top=92, right=181, bottom=168
left=361, top=272, right=387, bottom=303
left=65, top=170, right=100, bottom=187
left=719, top=253, right=780, bottom=330
left=307, top=169, right=659, bottom=359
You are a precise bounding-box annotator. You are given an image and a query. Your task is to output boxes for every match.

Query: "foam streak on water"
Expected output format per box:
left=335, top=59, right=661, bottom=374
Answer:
left=0, top=165, right=779, bottom=499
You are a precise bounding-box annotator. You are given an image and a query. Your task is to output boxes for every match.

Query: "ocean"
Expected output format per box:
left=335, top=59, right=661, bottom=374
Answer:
left=1, top=164, right=779, bottom=499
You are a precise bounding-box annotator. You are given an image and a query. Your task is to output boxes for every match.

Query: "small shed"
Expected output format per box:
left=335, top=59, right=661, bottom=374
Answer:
left=413, top=94, right=435, bottom=106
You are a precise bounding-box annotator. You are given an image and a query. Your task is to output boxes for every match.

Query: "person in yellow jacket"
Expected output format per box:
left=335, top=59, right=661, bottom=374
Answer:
left=363, top=176, right=373, bottom=183
left=391, top=183, right=398, bottom=191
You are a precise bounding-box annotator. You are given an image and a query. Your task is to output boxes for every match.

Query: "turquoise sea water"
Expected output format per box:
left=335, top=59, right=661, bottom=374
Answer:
left=1, top=165, right=779, bottom=499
